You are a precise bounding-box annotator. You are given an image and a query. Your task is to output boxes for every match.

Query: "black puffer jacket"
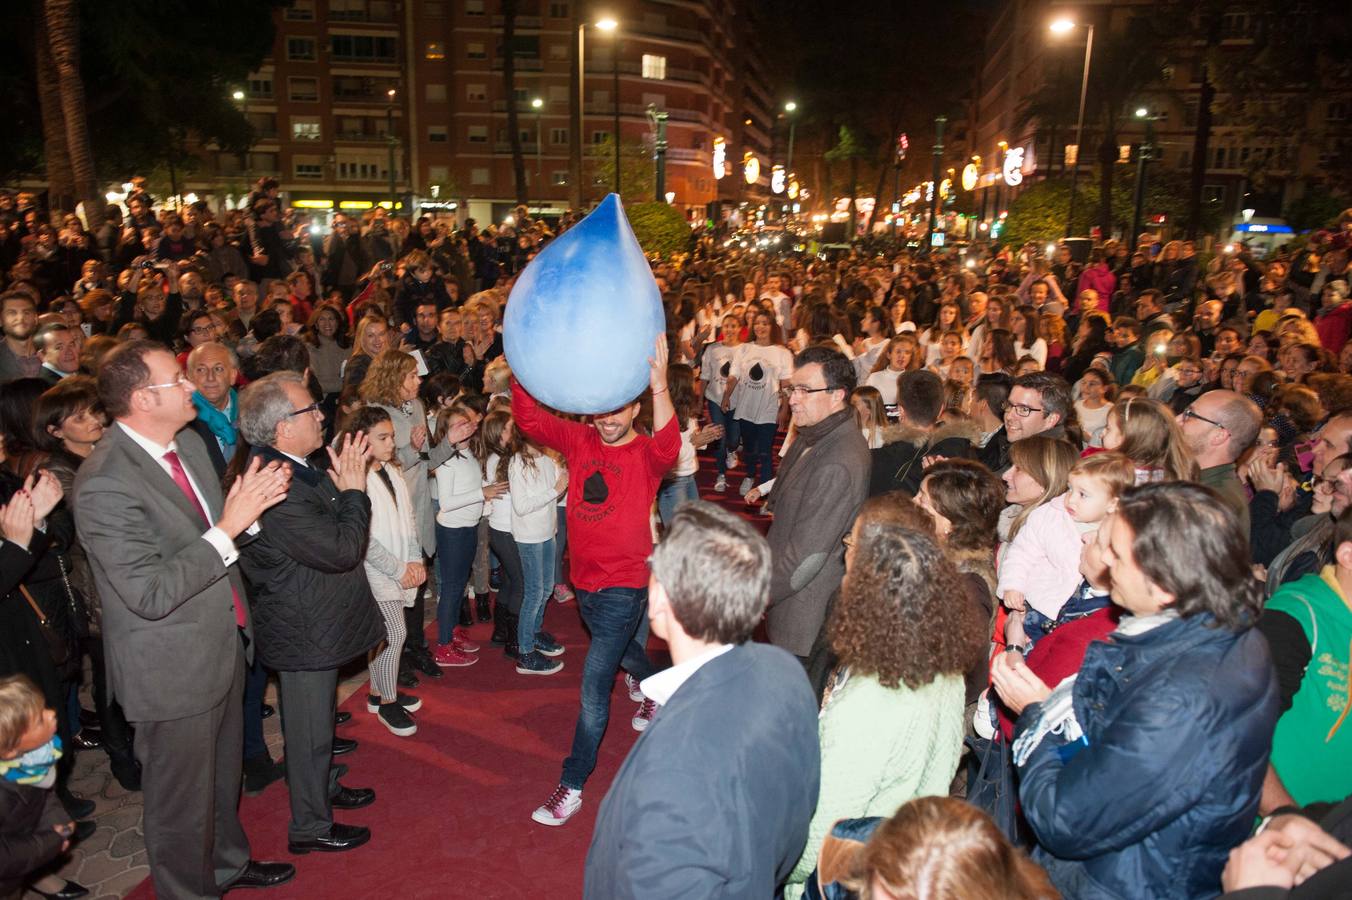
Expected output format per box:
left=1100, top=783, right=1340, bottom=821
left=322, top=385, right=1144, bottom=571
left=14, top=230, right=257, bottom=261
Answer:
left=867, top=419, right=982, bottom=498
left=239, top=446, right=384, bottom=672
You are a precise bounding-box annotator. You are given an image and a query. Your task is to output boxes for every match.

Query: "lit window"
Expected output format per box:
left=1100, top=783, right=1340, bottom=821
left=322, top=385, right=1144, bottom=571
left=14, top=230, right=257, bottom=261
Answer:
left=425, top=41, right=445, bottom=60
left=471, top=167, right=490, bottom=185
left=641, top=54, right=666, bottom=80
left=291, top=117, right=322, bottom=141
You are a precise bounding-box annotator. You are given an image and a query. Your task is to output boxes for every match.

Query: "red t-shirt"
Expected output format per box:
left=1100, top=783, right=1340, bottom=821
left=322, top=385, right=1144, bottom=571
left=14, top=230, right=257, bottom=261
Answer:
left=511, top=381, right=680, bottom=591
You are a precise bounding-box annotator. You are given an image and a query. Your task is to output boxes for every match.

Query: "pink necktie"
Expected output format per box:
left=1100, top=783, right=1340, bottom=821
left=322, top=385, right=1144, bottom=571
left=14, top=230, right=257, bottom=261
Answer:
left=163, top=450, right=247, bottom=628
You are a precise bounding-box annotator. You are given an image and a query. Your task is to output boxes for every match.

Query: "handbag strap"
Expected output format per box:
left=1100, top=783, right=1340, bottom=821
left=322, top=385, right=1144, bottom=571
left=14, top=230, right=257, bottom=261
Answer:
left=18, top=584, right=48, bottom=624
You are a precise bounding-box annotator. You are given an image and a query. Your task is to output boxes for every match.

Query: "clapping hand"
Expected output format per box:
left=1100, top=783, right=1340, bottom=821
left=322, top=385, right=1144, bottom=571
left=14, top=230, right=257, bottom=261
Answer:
left=26, top=471, right=63, bottom=522
left=410, top=424, right=428, bottom=451
left=326, top=432, right=371, bottom=492
left=220, top=457, right=291, bottom=538
left=692, top=424, right=723, bottom=449
left=0, top=490, right=35, bottom=548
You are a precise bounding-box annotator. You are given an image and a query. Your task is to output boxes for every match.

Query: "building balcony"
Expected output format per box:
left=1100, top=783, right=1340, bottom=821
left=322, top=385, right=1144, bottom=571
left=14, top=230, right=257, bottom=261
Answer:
left=490, top=15, right=542, bottom=29
left=584, top=59, right=710, bottom=88
left=335, top=132, right=392, bottom=143
left=585, top=102, right=705, bottom=123
left=329, top=3, right=397, bottom=24
left=491, top=57, right=545, bottom=72
left=330, top=53, right=399, bottom=64
left=625, top=21, right=704, bottom=45
left=493, top=142, right=542, bottom=154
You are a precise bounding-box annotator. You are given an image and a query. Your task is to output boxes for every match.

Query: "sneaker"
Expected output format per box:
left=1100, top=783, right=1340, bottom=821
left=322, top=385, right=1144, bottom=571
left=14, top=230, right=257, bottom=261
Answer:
left=726, top=451, right=739, bottom=470
left=552, top=584, right=575, bottom=604
left=515, top=650, right=564, bottom=675
left=433, top=644, right=478, bottom=667
left=632, top=697, right=659, bottom=732
left=713, top=474, right=727, bottom=492
left=623, top=673, right=644, bottom=702
left=376, top=703, right=417, bottom=737
left=452, top=626, right=480, bottom=654
left=535, top=631, right=564, bottom=657
left=531, top=784, right=582, bottom=826
left=739, top=477, right=754, bottom=497
left=365, top=692, right=422, bottom=714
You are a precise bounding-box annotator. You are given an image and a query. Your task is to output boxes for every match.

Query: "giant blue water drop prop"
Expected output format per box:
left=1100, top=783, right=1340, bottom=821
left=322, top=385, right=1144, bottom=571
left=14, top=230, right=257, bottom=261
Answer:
left=503, top=194, right=665, bottom=414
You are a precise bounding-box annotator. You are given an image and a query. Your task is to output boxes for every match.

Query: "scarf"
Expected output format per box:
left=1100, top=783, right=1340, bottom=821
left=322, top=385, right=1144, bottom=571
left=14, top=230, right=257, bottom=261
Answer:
left=0, top=735, right=63, bottom=787
left=192, top=390, right=238, bottom=460
left=1012, top=609, right=1179, bottom=766
left=767, top=407, right=855, bottom=514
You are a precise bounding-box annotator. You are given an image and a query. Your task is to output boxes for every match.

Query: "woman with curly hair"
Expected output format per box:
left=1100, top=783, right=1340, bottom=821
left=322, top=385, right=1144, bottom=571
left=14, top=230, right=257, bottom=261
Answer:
left=783, top=497, right=985, bottom=899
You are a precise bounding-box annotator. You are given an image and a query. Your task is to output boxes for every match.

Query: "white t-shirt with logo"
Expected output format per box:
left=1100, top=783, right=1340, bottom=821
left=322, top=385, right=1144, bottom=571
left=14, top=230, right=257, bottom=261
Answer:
left=700, top=342, right=737, bottom=404
left=730, top=342, right=793, bottom=425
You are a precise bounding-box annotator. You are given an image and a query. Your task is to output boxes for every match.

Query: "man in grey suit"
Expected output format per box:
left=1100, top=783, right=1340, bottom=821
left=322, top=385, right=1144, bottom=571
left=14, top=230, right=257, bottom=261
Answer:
left=74, top=340, right=295, bottom=899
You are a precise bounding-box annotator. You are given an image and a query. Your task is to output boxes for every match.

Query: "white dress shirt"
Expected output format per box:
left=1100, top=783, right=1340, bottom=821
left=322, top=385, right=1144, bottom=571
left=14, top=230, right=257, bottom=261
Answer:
left=639, top=643, right=734, bottom=706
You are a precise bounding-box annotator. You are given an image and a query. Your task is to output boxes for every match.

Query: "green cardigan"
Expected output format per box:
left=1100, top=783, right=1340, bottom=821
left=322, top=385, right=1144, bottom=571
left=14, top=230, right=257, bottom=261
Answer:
left=784, top=670, right=967, bottom=899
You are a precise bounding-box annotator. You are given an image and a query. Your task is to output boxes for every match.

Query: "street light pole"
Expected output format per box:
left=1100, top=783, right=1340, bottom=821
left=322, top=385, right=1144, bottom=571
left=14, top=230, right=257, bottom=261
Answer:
left=1129, top=109, right=1158, bottom=254
left=1052, top=18, right=1094, bottom=238
left=648, top=104, right=668, bottom=202
left=611, top=38, right=621, bottom=194
left=570, top=20, right=584, bottom=208
left=386, top=88, right=398, bottom=211
left=531, top=97, right=544, bottom=205
left=784, top=101, right=798, bottom=174
left=925, top=115, right=947, bottom=250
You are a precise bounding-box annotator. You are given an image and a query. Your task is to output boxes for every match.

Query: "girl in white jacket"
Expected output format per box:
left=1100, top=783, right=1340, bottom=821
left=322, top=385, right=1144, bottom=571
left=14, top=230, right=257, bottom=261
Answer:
left=508, top=422, right=568, bottom=675
left=345, top=406, right=425, bottom=737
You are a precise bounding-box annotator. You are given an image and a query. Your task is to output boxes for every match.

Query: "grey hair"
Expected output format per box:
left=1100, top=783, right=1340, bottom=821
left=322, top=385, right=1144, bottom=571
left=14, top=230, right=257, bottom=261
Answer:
left=649, top=501, right=771, bottom=645
left=237, top=371, right=304, bottom=447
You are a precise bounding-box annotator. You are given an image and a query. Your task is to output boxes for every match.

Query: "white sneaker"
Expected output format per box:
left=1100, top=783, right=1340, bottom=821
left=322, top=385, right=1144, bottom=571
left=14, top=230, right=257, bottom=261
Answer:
left=632, top=697, right=659, bottom=732
left=624, top=673, right=644, bottom=702
left=726, top=451, right=739, bottom=470
left=531, top=784, right=583, bottom=826
left=739, top=477, right=754, bottom=496
left=713, top=475, right=727, bottom=493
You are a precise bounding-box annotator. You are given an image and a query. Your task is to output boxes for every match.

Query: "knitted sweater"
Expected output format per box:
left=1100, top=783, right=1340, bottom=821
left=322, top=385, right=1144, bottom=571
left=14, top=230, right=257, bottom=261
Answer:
left=783, top=670, right=967, bottom=898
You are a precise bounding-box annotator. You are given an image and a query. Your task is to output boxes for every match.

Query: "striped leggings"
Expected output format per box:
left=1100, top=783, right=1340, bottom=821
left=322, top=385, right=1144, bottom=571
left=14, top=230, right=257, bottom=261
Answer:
left=369, top=599, right=409, bottom=701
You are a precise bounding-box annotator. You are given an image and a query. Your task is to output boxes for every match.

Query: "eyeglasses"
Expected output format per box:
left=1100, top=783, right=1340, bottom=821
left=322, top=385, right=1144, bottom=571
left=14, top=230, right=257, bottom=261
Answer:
left=1002, top=402, right=1044, bottom=418
left=140, top=374, right=193, bottom=392
left=781, top=385, right=833, bottom=400
left=1181, top=407, right=1227, bottom=431
left=286, top=403, right=322, bottom=418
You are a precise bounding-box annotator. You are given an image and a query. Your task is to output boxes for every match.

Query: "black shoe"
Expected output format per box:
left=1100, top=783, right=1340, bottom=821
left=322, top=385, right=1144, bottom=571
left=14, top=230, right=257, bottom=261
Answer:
left=331, top=736, right=358, bottom=756
left=30, top=878, right=89, bottom=899
left=72, top=729, right=103, bottom=751
left=330, top=785, right=376, bottom=809
left=375, top=702, right=417, bottom=737
left=71, top=820, right=96, bottom=843
left=397, top=667, right=419, bottom=688
left=365, top=692, right=421, bottom=714
left=458, top=602, right=474, bottom=628
left=476, top=594, right=492, bottom=623
left=260, top=703, right=276, bottom=720
left=243, top=755, right=285, bottom=797
left=59, top=790, right=95, bottom=820
left=334, top=711, right=352, bottom=726
left=78, top=707, right=99, bottom=729
left=108, top=749, right=142, bottom=792
left=407, top=647, right=442, bottom=678
left=223, top=860, right=296, bottom=891
left=287, top=823, right=371, bottom=854
left=490, top=604, right=511, bottom=645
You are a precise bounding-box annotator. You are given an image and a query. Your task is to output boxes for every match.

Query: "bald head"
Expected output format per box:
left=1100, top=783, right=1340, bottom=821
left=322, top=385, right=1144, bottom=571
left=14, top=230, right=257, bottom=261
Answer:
left=187, top=341, right=238, bottom=408
left=1179, top=389, right=1261, bottom=467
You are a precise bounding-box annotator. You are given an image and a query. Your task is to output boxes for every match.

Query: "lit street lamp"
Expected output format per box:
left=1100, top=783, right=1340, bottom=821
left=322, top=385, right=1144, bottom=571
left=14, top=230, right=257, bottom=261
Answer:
left=531, top=97, right=544, bottom=198
left=783, top=101, right=798, bottom=175
left=572, top=15, right=621, bottom=202
left=386, top=88, right=398, bottom=210
left=1129, top=107, right=1160, bottom=253
left=1051, top=16, right=1095, bottom=238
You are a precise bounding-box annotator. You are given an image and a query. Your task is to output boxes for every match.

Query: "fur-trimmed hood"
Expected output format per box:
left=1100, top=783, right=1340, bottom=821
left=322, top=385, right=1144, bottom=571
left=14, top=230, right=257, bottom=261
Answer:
left=878, top=418, right=985, bottom=449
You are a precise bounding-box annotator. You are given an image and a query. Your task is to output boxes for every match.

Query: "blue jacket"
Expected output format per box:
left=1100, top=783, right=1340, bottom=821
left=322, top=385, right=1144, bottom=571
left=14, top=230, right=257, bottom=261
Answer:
left=585, top=642, right=821, bottom=899
left=1016, top=613, right=1279, bottom=899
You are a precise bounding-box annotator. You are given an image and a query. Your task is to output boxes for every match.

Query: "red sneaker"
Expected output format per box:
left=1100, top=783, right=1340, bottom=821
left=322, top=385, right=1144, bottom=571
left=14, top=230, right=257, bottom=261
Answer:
left=452, top=626, right=480, bottom=654
left=433, top=644, right=478, bottom=667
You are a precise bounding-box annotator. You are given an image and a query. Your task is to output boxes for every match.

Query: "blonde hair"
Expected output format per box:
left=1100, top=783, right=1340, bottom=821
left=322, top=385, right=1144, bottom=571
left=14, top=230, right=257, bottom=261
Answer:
left=1007, top=436, right=1078, bottom=540
left=0, top=675, right=45, bottom=758
left=483, top=357, right=512, bottom=394
left=1069, top=451, right=1136, bottom=502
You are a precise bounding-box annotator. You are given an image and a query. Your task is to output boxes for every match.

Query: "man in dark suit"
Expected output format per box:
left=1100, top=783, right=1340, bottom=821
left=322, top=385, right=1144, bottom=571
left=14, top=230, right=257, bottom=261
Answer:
left=185, top=342, right=239, bottom=478
left=236, top=372, right=384, bottom=854
left=74, top=340, right=294, bottom=898
left=584, top=502, right=821, bottom=898
left=34, top=322, right=79, bottom=385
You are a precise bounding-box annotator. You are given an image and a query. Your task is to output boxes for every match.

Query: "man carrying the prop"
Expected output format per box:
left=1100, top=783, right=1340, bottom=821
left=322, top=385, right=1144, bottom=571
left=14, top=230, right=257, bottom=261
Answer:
left=513, top=335, right=679, bottom=826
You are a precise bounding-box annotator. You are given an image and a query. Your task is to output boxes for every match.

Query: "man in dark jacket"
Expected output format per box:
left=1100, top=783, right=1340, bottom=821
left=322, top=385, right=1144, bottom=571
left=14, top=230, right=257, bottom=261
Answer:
left=977, top=371, right=1072, bottom=473
left=237, top=372, right=385, bottom=856
left=585, top=502, right=820, bottom=898
left=1014, top=482, right=1279, bottom=899
left=869, top=370, right=979, bottom=497
left=766, top=346, right=871, bottom=661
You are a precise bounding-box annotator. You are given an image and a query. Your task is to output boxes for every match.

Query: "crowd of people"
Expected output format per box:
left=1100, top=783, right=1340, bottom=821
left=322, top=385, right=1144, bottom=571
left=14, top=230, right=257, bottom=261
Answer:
left=1, top=178, right=1351, bottom=899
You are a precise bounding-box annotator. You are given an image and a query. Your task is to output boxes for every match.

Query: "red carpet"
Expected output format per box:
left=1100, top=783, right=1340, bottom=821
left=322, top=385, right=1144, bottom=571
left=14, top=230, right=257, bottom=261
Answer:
left=125, top=447, right=776, bottom=899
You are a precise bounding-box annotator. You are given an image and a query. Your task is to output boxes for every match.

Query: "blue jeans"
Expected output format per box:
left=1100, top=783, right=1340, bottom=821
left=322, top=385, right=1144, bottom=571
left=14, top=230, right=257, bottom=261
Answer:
left=435, top=523, right=478, bottom=645
left=708, top=400, right=741, bottom=474
left=561, top=587, right=661, bottom=789
left=517, top=538, right=556, bottom=655
left=657, top=474, right=700, bottom=527
left=739, top=419, right=777, bottom=485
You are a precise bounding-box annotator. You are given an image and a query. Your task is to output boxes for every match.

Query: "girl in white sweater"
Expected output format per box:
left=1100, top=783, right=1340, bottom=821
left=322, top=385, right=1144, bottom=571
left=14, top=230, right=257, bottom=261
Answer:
left=508, top=425, right=568, bottom=675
